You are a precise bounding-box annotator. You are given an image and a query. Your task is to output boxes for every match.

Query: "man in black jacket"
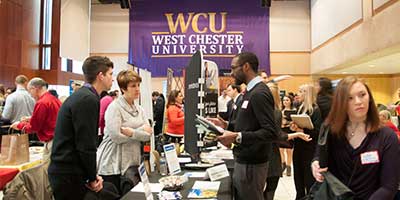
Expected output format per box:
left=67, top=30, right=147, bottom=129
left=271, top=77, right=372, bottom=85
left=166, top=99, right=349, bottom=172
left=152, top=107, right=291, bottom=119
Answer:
left=225, top=83, right=243, bottom=131
left=48, top=56, right=114, bottom=200
left=217, top=52, right=278, bottom=200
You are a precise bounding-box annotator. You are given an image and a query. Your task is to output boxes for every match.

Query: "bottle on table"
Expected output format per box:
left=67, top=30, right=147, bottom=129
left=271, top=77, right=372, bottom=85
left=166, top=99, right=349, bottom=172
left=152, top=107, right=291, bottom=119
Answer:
left=160, top=152, right=168, bottom=176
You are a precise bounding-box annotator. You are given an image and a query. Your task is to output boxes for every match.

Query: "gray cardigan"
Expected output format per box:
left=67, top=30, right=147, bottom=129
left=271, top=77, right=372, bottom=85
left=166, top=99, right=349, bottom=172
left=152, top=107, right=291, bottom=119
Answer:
left=97, top=96, right=151, bottom=176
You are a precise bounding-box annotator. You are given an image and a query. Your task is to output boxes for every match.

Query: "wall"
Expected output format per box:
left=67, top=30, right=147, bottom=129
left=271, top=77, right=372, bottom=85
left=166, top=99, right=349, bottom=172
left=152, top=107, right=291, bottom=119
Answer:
left=0, top=0, right=40, bottom=87
left=311, top=0, right=362, bottom=49
left=311, top=0, right=400, bottom=74
left=60, top=0, right=90, bottom=61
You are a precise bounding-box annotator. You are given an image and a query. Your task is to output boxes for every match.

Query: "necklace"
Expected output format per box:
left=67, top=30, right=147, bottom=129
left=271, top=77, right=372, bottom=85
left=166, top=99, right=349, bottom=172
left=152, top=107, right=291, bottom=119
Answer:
left=347, top=122, right=360, bottom=138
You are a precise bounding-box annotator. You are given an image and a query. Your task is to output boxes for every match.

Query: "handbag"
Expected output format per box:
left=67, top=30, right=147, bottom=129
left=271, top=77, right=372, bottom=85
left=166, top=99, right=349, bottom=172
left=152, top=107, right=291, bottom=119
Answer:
left=303, top=125, right=355, bottom=200
left=0, top=127, right=29, bottom=165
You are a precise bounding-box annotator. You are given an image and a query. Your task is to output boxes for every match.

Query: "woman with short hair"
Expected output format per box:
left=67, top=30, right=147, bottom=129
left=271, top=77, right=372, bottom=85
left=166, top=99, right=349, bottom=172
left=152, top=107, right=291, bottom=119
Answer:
left=97, top=69, right=152, bottom=196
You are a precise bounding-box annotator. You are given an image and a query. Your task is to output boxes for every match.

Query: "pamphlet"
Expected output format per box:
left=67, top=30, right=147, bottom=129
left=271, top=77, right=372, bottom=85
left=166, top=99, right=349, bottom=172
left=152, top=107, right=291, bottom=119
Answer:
left=187, top=181, right=220, bottom=198
left=195, top=114, right=224, bottom=135
left=163, top=144, right=181, bottom=175
left=138, top=163, right=154, bottom=200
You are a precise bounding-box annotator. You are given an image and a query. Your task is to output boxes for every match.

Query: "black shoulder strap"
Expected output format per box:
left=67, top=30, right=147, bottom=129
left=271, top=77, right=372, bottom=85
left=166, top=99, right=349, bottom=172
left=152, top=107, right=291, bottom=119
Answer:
left=318, top=124, right=330, bottom=168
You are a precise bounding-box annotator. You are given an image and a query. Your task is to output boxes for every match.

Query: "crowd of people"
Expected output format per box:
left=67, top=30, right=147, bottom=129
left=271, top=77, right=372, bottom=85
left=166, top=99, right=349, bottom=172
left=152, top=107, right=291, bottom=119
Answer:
left=1, top=53, right=400, bottom=200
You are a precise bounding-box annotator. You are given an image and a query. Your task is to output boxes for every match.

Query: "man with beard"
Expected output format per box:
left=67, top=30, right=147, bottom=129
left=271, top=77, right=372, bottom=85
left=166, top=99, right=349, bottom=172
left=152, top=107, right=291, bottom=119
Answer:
left=217, top=52, right=278, bottom=200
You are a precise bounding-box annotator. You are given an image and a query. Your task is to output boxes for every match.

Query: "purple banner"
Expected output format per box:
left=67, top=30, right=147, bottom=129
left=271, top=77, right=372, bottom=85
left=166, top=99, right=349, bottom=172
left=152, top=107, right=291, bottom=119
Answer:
left=128, top=0, right=270, bottom=77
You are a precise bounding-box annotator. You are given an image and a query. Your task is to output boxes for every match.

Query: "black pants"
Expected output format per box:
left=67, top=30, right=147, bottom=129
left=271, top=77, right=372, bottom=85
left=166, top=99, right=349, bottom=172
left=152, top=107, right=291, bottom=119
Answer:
left=49, top=173, right=120, bottom=200
left=49, top=173, right=89, bottom=200
left=293, top=148, right=315, bottom=200
left=264, top=176, right=280, bottom=200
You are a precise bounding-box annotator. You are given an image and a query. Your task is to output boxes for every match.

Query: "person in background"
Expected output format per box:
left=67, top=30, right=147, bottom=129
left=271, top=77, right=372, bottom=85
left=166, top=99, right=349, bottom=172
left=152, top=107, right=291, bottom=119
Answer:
left=48, top=56, right=114, bottom=199
left=48, top=89, right=59, bottom=99
left=312, top=76, right=399, bottom=199
left=1, top=75, right=35, bottom=123
left=315, top=77, right=333, bottom=121
left=291, top=84, right=322, bottom=199
left=394, top=88, right=400, bottom=129
left=166, top=90, right=185, bottom=143
left=71, top=81, right=82, bottom=93
left=280, top=95, right=296, bottom=176
left=97, top=70, right=152, bottom=196
left=0, top=84, right=5, bottom=115
left=98, top=90, right=118, bottom=146
left=225, top=84, right=243, bottom=131
left=152, top=91, right=165, bottom=135
left=218, top=88, right=231, bottom=121
left=258, top=70, right=269, bottom=83
left=379, top=110, right=400, bottom=139
left=10, top=78, right=61, bottom=162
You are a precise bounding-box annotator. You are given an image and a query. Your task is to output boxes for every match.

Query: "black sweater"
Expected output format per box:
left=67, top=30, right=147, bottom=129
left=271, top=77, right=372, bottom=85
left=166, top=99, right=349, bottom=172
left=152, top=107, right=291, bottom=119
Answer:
left=233, top=82, right=278, bottom=164
left=48, top=86, right=100, bottom=182
left=315, top=127, right=400, bottom=200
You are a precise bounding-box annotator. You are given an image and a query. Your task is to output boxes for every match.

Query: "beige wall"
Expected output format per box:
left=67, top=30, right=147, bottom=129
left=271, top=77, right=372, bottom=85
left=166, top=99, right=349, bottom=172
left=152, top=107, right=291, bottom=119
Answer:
left=311, top=0, right=400, bottom=73
left=60, top=0, right=90, bottom=61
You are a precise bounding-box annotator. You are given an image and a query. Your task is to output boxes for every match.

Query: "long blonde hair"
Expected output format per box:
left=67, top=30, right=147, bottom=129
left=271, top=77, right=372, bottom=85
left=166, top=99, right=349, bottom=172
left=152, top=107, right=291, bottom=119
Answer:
left=267, top=82, right=281, bottom=110
left=298, top=84, right=316, bottom=115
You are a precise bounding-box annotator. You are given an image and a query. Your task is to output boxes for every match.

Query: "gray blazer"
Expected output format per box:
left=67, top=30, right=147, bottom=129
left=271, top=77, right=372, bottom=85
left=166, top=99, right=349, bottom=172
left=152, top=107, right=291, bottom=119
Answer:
left=97, top=96, right=151, bottom=176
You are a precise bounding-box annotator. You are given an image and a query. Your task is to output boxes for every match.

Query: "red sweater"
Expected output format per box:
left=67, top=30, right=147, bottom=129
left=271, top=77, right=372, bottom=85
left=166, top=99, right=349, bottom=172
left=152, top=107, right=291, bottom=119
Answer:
left=17, top=92, right=61, bottom=142
left=385, top=121, right=400, bottom=140
left=166, top=104, right=184, bottom=135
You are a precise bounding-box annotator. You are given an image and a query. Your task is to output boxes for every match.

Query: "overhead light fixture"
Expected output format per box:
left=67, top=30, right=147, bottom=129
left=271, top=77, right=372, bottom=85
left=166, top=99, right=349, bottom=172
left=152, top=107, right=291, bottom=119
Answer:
left=368, top=65, right=375, bottom=68
left=379, top=72, right=384, bottom=74
left=341, top=72, right=348, bottom=74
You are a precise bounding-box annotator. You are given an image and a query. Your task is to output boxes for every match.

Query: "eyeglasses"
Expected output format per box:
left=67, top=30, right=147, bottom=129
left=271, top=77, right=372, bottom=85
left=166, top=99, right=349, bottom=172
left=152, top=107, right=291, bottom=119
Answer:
left=231, top=64, right=244, bottom=70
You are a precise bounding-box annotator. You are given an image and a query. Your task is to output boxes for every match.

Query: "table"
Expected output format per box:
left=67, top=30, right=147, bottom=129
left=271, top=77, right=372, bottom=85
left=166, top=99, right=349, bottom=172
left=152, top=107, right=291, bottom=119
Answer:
left=0, top=147, right=43, bottom=190
left=121, top=169, right=232, bottom=200
left=0, top=168, right=19, bottom=190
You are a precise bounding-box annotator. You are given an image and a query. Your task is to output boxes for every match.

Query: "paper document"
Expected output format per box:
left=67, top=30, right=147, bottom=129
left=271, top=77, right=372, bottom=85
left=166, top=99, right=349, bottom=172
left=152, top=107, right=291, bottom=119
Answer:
left=187, top=181, right=220, bottom=198
left=184, top=171, right=207, bottom=178
left=131, top=182, right=163, bottom=193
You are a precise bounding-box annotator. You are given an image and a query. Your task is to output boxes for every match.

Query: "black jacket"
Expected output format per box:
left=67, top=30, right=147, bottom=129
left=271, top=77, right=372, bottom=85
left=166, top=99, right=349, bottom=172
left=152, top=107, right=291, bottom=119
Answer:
left=317, top=94, right=332, bottom=122
left=227, top=94, right=243, bottom=131
left=233, top=82, right=278, bottom=164
left=48, top=86, right=100, bottom=182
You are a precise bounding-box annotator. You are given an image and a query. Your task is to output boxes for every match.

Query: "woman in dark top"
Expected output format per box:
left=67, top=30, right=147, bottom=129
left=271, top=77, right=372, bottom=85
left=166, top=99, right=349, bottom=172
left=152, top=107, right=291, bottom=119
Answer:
left=280, top=94, right=296, bottom=176
left=290, top=84, right=322, bottom=200
left=312, top=76, right=400, bottom=200
left=265, top=83, right=313, bottom=200
left=315, top=77, right=333, bottom=122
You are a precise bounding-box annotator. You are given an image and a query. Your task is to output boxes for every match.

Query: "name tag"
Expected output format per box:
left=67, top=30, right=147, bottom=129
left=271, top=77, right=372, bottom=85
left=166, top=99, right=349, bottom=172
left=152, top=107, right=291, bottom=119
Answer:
left=360, top=151, right=380, bottom=165
left=233, top=104, right=237, bottom=110
left=241, top=100, right=249, bottom=109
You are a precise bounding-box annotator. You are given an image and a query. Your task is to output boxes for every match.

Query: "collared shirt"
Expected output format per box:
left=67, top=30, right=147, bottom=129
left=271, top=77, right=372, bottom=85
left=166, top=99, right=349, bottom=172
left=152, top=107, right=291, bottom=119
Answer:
left=233, top=93, right=240, bottom=104
left=17, top=92, right=61, bottom=142
left=83, top=83, right=100, bottom=98
left=246, top=76, right=263, bottom=92
left=2, top=86, right=35, bottom=123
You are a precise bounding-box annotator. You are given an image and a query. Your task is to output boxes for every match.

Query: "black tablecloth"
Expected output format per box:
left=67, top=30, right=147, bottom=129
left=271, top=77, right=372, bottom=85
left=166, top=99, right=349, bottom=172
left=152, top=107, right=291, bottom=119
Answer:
left=121, top=169, right=232, bottom=200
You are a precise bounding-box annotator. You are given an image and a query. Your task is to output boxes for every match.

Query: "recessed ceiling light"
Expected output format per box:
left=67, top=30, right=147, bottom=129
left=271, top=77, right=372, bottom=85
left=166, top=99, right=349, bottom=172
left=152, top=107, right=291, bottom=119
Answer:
left=369, top=65, right=375, bottom=68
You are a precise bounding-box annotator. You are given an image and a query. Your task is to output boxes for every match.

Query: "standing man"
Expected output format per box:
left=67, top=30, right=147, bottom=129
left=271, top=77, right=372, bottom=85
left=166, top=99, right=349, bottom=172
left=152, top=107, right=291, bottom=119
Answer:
left=1, top=75, right=35, bottom=123
left=10, top=78, right=61, bottom=162
left=225, top=84, right=243, bottom=131
left=217, top=52, right=278, bottom=200
left=48, top=56, right=114, bottom=199
left=152, top=91, right=165, bottom=135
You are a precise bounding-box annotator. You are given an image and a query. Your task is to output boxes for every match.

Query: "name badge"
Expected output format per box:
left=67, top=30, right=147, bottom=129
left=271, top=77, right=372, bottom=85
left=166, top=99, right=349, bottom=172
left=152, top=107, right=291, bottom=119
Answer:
left=233, top=104, right=237, bottom=110
left=241, top=100, right=249, bottom=109
left=360, top=151, right=380, bottom=165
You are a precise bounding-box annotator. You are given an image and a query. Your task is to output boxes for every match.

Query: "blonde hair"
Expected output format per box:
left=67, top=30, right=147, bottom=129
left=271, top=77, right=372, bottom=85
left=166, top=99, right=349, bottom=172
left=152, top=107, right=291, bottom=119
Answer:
left=379, top=110, right=391, bottom=120
left=298, top=84, right=316, bottom=115
left=267, top=82, right=281, bottom=110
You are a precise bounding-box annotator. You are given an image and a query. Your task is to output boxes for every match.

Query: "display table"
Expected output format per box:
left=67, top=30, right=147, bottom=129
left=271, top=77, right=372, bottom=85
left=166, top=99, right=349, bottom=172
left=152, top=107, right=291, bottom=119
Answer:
left=0, top=168, right=19, bottom=190
left=0, top=147, right=43, bottom=190
left=121, top=170, right=232, bottom=200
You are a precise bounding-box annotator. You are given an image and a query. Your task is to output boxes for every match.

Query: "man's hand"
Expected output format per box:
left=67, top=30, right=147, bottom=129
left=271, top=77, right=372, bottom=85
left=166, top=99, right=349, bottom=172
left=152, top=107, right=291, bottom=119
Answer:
left=86, top=175, right=103, bottom=193
left=10, top=121, right=20, bottom=130
left=217, top=130, right=238, bottom=148
left=207, top=117, right=227, bottom=129
left=121, top=127, right=133, bottom=137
